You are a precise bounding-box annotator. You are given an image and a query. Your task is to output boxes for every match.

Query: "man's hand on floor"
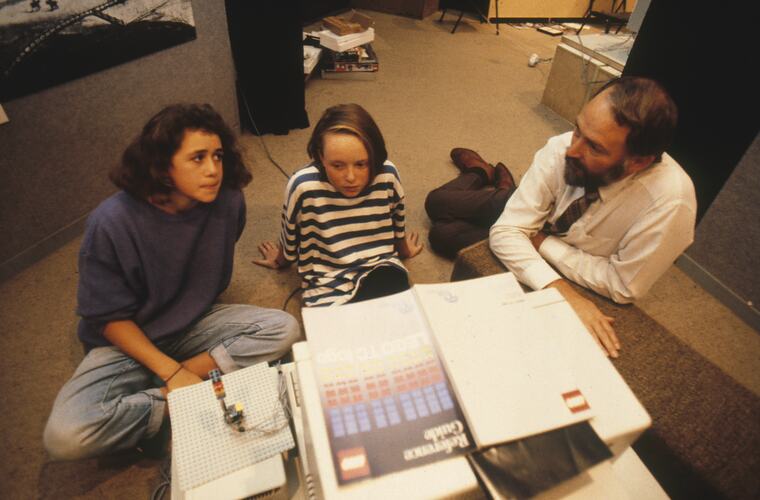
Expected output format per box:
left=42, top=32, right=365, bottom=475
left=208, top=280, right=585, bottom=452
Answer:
left=547, top=279, right=620, bottom=358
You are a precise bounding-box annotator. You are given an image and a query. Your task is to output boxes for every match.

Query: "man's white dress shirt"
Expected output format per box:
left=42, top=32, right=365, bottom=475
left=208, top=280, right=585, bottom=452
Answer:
left=490, top=132, right=697, bottom=303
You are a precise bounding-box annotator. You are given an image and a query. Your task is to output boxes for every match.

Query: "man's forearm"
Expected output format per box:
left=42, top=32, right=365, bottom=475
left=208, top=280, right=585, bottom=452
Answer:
left=545, top=277, right=574, bottom=296
left=489, top=224, right=562, bottom=292
left=538, top=236, right=635, bottom=304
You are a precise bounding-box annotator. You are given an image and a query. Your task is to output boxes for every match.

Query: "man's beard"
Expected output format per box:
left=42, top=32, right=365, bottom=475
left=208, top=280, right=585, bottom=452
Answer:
left=564, top=156, right=626, bottom=189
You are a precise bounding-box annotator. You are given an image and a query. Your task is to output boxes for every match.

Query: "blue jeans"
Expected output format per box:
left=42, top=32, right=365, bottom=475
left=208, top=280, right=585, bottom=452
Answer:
left=43, top=304, right=299, bottom=460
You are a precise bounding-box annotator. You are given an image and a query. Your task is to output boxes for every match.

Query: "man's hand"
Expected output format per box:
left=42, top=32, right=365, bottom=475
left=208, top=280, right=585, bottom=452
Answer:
left=396, top=232, right=424, bottom=259
left=547, top=279, right=620, bottom=358
left=530, top=230, right=548, bottom=250
left=253, top=241, right=285, bottom=269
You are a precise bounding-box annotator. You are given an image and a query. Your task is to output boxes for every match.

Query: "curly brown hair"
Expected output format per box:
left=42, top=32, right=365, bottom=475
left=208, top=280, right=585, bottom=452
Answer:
left=110, top=103, right=251, bottom=199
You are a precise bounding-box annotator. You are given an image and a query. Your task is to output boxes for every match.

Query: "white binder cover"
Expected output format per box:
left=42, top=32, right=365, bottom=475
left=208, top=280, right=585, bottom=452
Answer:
left=303, top=273, right=593, bottom=479
left=415, top=273, right=593, bottom=447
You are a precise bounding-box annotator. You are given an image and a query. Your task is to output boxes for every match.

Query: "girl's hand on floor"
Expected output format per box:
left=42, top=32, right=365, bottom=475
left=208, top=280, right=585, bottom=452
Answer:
left=399, top=232, right=424, bottom=259
left=253, top=241, right=284, bottom=269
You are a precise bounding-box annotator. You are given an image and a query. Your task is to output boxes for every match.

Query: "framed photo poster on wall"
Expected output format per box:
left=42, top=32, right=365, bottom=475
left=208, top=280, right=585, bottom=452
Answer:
left=0, top=0, right=197, bottom=101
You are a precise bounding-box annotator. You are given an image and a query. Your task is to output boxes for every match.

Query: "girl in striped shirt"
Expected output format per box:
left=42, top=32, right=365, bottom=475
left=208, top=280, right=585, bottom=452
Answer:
left=254, top=104, right=423, bottom=306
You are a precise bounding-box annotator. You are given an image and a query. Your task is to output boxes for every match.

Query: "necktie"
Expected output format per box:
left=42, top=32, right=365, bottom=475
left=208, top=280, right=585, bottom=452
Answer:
left=545, top=188, right=599, bottom=235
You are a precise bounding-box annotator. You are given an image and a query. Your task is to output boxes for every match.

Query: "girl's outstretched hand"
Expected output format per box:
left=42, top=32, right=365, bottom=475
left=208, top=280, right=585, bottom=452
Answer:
left=398, top=232, right=424, bottom=259
left=253, top=241, right=285, bottom=269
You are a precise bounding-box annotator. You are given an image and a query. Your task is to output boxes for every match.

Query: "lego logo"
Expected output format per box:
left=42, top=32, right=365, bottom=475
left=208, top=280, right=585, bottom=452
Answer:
left=337, top=447, right=371, bottom=480
left=562, top=389, right=590, bottom=414
left=340, top=453, right=367, bottom=471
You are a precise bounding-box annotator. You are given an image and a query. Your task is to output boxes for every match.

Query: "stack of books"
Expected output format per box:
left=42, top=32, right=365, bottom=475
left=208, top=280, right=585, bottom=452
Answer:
left=319, top=26, right=375, bottom=52
left=321, top=43, right=378, bottom=80
left=317, top=11, right=378, bottom=81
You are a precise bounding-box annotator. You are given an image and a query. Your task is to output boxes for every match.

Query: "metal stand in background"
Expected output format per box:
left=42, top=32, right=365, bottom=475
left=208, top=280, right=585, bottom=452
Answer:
left=495, top=0, right=499, bottom=35
left=577, top=0, right=629, bottom=34
left=438, top=0, right=497, bottom=35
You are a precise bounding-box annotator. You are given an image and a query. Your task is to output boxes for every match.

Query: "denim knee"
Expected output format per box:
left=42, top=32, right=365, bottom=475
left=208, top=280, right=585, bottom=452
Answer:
left=43, top=417, right=93, bottom=461
left=238, top=306, right=300, bottom=354
left=266, top=311, right=301, bottom=358
left=208, top=308, right=301, bottom=372
left=272, top=311, right=301, bottom=355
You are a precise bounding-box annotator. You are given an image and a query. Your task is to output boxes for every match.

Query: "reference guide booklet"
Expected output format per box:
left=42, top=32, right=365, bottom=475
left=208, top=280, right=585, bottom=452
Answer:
left=302, top=285, right=475, bottom=484
left=302, top=273, right=593, bottom=485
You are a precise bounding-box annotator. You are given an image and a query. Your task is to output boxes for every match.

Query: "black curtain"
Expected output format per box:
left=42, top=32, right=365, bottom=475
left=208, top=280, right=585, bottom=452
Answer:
left=225, top=1, right=309, bottom=135
left=623, top=0, right=759, bottom=220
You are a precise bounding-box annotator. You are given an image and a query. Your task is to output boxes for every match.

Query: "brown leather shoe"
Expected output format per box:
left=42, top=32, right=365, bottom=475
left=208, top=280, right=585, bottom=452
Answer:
left=450, top=147, right=494, bottom=182
left=493, top=162, right=516, bottom=190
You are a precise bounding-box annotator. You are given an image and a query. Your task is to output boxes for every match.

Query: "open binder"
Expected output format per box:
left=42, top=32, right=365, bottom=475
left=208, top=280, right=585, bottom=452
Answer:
left=302, top=273, right=596, bottom=485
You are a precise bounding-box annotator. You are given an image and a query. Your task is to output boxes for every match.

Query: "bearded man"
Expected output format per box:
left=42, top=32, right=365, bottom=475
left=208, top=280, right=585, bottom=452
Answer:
left=425, top=77, right=696, bottom=358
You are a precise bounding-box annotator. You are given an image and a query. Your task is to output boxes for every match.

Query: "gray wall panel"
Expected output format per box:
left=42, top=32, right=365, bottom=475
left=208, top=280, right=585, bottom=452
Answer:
left=686, top=132, right=760, bottom=310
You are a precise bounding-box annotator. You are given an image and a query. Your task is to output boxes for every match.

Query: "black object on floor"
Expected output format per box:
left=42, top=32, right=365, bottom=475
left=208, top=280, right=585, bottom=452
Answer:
left=225, top=1, right=309, bottom=135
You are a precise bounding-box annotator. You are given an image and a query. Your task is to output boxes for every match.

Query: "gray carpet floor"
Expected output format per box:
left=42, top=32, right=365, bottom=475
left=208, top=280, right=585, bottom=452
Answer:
left=0, top=10, right=757, bottom=499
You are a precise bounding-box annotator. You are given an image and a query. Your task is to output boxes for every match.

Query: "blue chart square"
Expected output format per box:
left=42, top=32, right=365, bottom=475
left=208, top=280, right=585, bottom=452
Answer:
left=355, top=404, right=372, bottom=432
left=384, top=397, right=401, bottom=425
left=436, top=382, right=454, bottom=410
left=330, top=408, right=345, bottom=437
left=371, top=400, right=388, bottom=428
left=400, top=393, right=418, bottom=420
left=342, top=406, right=358, bottom=435
left=424, top=386, right=442, bottom=414
left=412, top=389, right=429, bottom=417
left=372, top=400, right=388, bottom=429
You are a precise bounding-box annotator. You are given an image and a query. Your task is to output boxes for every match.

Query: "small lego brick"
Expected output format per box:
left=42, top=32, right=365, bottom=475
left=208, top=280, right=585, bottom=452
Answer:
left=210, top=369, right=226, bottom=399
left=209, top=369, right=248, bottom=431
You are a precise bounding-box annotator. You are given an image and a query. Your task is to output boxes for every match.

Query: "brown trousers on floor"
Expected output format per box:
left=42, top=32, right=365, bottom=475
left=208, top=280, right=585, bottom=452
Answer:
left=425, top=171, right=515, bottom=258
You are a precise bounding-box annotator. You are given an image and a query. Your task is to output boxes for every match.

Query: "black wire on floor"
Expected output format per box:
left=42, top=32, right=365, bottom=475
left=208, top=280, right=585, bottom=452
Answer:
left=149, top=455, right=172, bottom=500
left=238, top=84, right=302, bottom=312
left=283, top=286, right=302, bottom=312
left=240, top=88, right=291, bottom=181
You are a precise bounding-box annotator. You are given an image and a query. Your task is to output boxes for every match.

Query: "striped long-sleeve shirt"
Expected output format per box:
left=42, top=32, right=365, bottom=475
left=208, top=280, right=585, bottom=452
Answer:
left=280, top=161, right=408, bottom=307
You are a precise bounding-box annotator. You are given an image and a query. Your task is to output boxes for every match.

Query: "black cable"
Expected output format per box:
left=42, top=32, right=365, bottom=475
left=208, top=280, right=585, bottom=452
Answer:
left=149, top=456, right=172, bottom=500
left=239, top=85, right=292, bottom=181
left=283, top=286, right=302, bottom=311
left=238, top=83, right=301, bottom=313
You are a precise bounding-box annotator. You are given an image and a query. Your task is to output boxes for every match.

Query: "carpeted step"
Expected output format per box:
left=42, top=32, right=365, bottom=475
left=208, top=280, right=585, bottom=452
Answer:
left=451, top=239, right=760, bottom=500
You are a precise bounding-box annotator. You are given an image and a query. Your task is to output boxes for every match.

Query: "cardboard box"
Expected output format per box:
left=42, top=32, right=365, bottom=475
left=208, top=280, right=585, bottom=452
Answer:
left=322, top=10, right=374, bottom=36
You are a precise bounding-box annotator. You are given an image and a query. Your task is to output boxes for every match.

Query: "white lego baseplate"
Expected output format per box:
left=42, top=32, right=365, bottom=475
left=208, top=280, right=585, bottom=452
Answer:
left=168, top=363, right=295, bottom=491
